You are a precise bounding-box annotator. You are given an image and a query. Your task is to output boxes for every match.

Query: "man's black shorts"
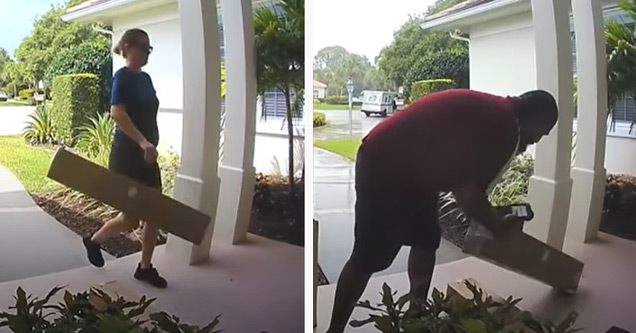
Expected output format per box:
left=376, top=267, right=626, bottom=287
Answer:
left=350, top=146, right=442, bottom=273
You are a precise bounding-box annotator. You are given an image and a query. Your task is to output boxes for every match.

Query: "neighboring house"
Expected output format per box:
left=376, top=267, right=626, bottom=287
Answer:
left=313, top=80, right=327, bottom=100
left=422, top=0, right=636, bottom=175
left=62, top=0, right=304, bottom=175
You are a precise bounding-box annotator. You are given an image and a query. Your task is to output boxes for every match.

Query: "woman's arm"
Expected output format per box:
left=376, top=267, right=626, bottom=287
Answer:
left=110, top=105, right=152, bottom=149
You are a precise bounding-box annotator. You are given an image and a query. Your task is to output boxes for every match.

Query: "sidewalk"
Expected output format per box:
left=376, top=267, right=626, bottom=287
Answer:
left=0, top=165, right=113, bottom=283
left=313, top=148, right=467, bottom=283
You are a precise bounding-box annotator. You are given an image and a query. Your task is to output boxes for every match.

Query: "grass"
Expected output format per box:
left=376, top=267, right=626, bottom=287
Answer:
left=313, top=103, right=361, bottom=111
left=0, top=136, right=61, bottom=193
left=314, top=139, right=361, bottom=161
left=0, top=100, right=32, bottom=107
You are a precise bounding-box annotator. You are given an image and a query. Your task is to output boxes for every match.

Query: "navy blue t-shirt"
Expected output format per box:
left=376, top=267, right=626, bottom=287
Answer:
left=110, top=67, right=160, bottom=149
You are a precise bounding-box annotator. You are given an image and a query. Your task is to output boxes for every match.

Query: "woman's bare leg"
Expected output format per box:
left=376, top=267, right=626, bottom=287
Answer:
left=140, top=222, right=159, bottom=268
left=92, top=212, right=139, bottom=243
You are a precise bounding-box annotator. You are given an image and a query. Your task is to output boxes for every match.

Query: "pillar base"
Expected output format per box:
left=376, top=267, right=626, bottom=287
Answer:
left=566, top=166, right=606, bottom=243
left=213, top=164, right=256, bottom=245
left=165, top=173, right=220, bottom=265
left=525, top=175, right=573, bottom=250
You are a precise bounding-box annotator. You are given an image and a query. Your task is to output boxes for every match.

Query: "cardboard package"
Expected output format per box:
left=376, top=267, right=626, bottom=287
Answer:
left=47, top=148, right=211, bottom=245
left=463, top=223, right=584, bottom=292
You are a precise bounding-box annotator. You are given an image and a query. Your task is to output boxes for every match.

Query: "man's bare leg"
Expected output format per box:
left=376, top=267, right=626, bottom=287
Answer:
left=326, top=258, right=373, bottom=333
left=407, top=247, right=436, bottom=312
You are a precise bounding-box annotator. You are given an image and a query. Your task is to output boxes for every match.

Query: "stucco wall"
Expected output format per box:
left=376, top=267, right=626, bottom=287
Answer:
left=467, top=11, right=636, bottom=176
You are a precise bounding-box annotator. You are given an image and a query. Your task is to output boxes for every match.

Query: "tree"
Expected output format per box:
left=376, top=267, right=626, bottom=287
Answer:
left=254, top=0, right=304, bottom=195
left=377, top=16, right=469, bottom=99
left=2, top=62, right=31, bottom=97
left=0, top=48, right=10, bottom=87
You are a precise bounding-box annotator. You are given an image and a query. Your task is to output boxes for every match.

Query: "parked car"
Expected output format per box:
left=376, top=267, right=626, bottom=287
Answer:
left=0, top=91, right=7, bottom=102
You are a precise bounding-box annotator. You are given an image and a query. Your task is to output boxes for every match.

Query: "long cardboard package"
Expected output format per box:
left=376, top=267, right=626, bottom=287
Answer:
left=463, top=223, right=584, bottom=292
left=47, top=148, right=211, bottom=245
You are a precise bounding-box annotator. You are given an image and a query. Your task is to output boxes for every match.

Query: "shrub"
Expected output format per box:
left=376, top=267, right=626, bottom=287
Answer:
left=0, top=285, right=222, bottom=332
left=410, top=79, right=455, bottom=101
left=18, top=88, right=34, bottom=99
left=22, top=105, right=56, bottom=145
left=351, top=282, right=579, bottom=333
left=325, top=95, right=348, bottom=105
left=75, top=112, right=116, bottom=167
left=313, top=112, right=327, bottom=128
left=158, top=150, right=181, bottom=197
left=604, top=174, right=636, bottom=215
left=51, top=73, right=100, bottom=145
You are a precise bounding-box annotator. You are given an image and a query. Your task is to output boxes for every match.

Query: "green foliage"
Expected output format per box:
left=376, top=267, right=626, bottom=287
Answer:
left=410, top=79, right=455, bottom=101
left=426, top=0, right=467, bottom=15
left=351, top=282, right=581, bottom=333
left=0, top=285, right=223, bottom=332
left=313, top=112, right=327, bottom=128
left=440, top=154, right=534, bottom=224
left=75, top=112, right=115, bottom=167
left=0, top=47, right=10, bottom=87
left=18, top=89, right=34, bottom=99
left=45, top=37, right=113, bottom=113
left=22, top=105, right=56, bottom=145
left=325, top=96, right=348, bottom=105
left=158, top=150, right=181, bottom=197
left=51, top=73, right=100, bottom=145
left=2, top=62, right=31, bottom=95
left=378, top=18, right=469, bottom=97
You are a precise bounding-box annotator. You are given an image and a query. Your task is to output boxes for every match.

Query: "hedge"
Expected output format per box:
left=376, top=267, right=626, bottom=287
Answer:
left=410, top=79, right=455, bottom=102
left=325, top=96, right=349, bottom=105
left=18, top=89, right=34, bottom=99
left=51, top=74, right=100, bottom=145
left=313, top=112, right=326, bottom=128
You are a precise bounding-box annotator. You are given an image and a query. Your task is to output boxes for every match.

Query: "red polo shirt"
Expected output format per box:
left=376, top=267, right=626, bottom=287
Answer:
left=358, top=89, right=519, bottom=194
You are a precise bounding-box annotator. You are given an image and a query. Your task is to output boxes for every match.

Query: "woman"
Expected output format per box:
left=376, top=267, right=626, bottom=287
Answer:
left=82, top=28, right=167, bottom=288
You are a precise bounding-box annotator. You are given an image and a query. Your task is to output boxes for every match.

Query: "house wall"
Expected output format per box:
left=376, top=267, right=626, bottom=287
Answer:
left=467, top=11, right=636, bottom=175
left=109, top=3, right=303, bottom=175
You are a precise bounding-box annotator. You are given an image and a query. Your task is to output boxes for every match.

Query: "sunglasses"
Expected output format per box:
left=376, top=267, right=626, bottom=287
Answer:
left=130, top=42, right=154, bottom=54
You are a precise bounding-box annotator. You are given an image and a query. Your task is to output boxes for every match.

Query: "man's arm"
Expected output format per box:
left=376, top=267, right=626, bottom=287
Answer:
left=451, top=183, right=500, bottom=232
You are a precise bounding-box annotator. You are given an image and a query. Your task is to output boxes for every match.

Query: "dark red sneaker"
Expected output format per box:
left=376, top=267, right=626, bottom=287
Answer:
left=134, top=264, right=168, bottom=288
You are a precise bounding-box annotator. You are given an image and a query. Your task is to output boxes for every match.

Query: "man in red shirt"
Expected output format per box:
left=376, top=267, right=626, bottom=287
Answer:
left=325, top=89, right=558, bottom=333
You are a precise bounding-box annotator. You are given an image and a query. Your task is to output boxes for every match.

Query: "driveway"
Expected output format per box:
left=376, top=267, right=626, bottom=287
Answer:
left=0, top=106, right=35, bottom=136
left=313, top=110, right=466, bottom=283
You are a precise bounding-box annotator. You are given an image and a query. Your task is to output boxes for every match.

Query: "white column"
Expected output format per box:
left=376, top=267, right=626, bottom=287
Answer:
left=525, top=0, right=574, bottom=250
left=214, top=0, right=257, bottom=244
left=166, top=0, right=222, bottom=265
left=567, top=0, right=607, bottom=243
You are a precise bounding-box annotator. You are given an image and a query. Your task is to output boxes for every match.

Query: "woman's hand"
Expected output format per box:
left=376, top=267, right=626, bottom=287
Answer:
left=140, top=141, right=158, bottom=165
left=488, top=214, right=523, bottom=239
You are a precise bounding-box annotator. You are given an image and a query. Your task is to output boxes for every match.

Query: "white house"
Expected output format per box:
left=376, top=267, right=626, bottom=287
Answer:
left=313, top=79, right=327, bottom=99
left=422, top=0, right=636, bottom=176
left=62, top=0, right=305, bottom=176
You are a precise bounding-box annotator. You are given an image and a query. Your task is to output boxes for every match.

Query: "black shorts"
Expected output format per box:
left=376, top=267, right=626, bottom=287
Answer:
left=108, top=144, right=162, bottom=190
left=350, top=147, right=441, bottom=273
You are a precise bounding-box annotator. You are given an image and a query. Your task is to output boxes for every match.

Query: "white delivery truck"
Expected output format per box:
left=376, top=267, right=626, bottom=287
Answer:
left=361, top=91, right=400, bottom=117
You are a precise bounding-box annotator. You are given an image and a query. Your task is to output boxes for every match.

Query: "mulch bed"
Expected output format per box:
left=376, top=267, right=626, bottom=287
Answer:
left=32, top=186, right=304, bottom=259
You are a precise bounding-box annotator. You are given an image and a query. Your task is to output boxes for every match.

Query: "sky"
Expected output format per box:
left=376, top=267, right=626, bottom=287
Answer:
left=312, top=0, right=436, bottom=62
left=0, top=0, right=66, bottom=58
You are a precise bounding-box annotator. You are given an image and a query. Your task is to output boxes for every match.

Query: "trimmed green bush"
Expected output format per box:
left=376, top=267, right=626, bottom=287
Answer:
left=18, top=88, right=34, bottom=99
left=410, top=79, right=455, bottom=101
left=313, top=112, right=327, bottom=127
left=51, top=74, right=100, bottom=145
left=325, top=95, right=348, bottom=105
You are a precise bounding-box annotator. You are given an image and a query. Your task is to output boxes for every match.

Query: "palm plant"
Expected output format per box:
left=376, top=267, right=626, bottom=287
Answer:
left=75, top=112, right=115, bottom=167
left=254, top=0, right=304, bottom=195
left=22, top=105, right=55, bottom=145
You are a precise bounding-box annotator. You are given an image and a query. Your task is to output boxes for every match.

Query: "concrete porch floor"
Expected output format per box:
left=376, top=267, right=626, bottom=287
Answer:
left=0, top=234, right=304, bottom=333
left=316, top=232, right=636, bottom=332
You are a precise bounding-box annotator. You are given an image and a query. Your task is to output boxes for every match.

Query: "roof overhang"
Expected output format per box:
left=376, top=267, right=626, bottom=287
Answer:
left=62, top=0, right=276, bottom=24
left=421, top=0, right=530, bottom=31
left=422, top=0, right=624, bottom=31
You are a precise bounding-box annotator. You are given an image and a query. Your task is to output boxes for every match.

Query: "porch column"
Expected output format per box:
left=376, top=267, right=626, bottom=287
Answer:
left=214, top=0, right=257, bottom=244
left=567, top=0, right=607, bottom=243
left=525, top=0, right=574, bottom=250
left=166, top=0, right=222, bottom=265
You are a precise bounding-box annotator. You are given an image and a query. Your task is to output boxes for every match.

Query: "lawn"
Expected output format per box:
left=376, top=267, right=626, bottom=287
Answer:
left=314, top=139, right=361, bottom=161
left=0, top=100, right=32, bottom=107
left=313, top=103, right=361, bottom=111
left=0, top=136, right=60, bottom=193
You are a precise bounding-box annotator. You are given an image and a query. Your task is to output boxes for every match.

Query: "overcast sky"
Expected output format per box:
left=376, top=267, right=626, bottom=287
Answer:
left=312, top=0, right=436, bottom=62
left=0, top=0, right=65, bottom=57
